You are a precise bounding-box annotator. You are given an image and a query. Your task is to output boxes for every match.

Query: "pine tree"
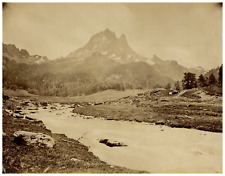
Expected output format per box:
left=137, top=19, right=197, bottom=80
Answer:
left=209, top=73, right=217, bottom=85
left=219, top=64, right=222, bottom=87
left=182, top=72, right=197, bottom=89
left=198, top=74, right=207, bottom=87
left=174, top=81, right=181, bottom=91
left=165, top=83, right=171, bottom=90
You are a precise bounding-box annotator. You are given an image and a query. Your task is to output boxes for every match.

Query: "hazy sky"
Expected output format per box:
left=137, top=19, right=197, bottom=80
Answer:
left=3, top=3, right=222, bottom=69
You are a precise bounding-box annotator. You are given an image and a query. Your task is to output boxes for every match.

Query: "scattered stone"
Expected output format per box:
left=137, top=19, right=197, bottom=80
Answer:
left=155, top=120, right=165, bottom=125
left=3, top=132, right=7, bottom=137
left=99, top=139, right=127, bottom=147
left=28, top=107, right=38, bottom=110
left=40, top=102, right=48, bottom=106
left=169, top=90, right=179, bottom=95
left=21, top=101, right=30, bottom=106
left=25, top=116, right=36, bottom=120
left=14, top=110, right=22, bottom=113
left=15, top=115, right=24, bottom=119
left=70, top=158, right=81, bottom=162
left=13, top=131, right=55, bottom=148
left=16, top=106, right=22, bottom=110
left=94, top=102, right=103, bottom=105
left=160, top=99, right=168, bottom=102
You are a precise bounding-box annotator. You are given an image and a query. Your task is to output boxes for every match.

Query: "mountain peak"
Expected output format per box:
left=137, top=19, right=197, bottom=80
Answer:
left=103, top=28, right=111, bottom=33
left=119, top=33, right=127, bottom=42
left=152, top=55, right=163, bottom=63
left=102, top=28, right=116, bottom=37
left=67, top=29, right=147, bottom=63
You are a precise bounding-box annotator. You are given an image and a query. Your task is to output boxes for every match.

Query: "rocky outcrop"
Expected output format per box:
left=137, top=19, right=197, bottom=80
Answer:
left=13, top=131, right=55, bottom=148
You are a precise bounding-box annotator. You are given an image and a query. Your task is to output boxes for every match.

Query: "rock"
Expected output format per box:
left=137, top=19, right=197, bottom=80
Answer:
left=28, top=107, right=38, bottom=110
left=169, top=90, right=179, bottom=95
left=70, top=158, right=81, bottom=162
left=99, top=139, right=127, bottom=147
left=14, top=110, right=22, bottom=113
left=3, top=132, right=6, bottom=137
left=15, top=115, right=24, bottom=119
left=21, top=101, right=30, bottom=106
left=16, top=106, right=22, bottom=110
left=155, top=120, right=165, bottom=125
left=160, top=99, right=168, bottom=102
left=40, top=102, right=48, bottom=106
left=13, top=131, right=55, bottom=148
left=25, top=116, right=35, bottom=120
left=94, top=102, right=103, bottom=105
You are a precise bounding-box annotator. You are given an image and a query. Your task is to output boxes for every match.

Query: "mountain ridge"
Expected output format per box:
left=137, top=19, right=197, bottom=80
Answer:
left=3, top=43, right=49, bottom=65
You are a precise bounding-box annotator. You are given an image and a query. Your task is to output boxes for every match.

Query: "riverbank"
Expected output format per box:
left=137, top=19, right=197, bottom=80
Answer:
left=73, top=88, right=222, bottom=132
left=21, top=101, right=222, bottom=173
left=2, top=97, right=144, bottom=173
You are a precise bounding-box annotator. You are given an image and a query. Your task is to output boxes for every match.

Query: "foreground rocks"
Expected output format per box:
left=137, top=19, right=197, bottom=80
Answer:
left=13, top=131, right=55, bottom=148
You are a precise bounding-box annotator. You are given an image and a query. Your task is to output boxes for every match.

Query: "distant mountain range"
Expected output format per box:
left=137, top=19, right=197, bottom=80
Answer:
left=3, top=44, right=49, bottom=64
left=2, top=28, right=214, bottom=96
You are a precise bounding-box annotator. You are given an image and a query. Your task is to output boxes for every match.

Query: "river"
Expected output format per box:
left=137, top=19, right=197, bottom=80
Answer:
left=25, top=103, right=222, bottom=173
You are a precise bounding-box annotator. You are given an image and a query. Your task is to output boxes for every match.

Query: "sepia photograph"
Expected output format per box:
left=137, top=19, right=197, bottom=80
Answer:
left=1, top=1, right=223, bottom=174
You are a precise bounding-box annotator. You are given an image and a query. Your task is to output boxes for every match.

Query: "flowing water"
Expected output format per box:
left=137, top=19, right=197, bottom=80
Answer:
left=25, top=104, right=222, bottom=173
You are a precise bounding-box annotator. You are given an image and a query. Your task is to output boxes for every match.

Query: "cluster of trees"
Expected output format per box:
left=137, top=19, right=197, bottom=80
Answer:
left=163, top=65, right=222, bottom=92
left=182, top=65, right=222, bottom=90
left=3, top=58, right=135, bottom=96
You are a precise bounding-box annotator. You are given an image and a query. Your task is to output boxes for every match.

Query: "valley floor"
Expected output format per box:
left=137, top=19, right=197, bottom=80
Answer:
left=2, top=88, right=223, bottom=173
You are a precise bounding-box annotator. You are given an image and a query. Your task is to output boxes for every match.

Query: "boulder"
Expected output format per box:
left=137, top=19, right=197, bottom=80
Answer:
left=99, top=139, right=127, bottom=147
left=13, top=131, right=55, bottom=148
